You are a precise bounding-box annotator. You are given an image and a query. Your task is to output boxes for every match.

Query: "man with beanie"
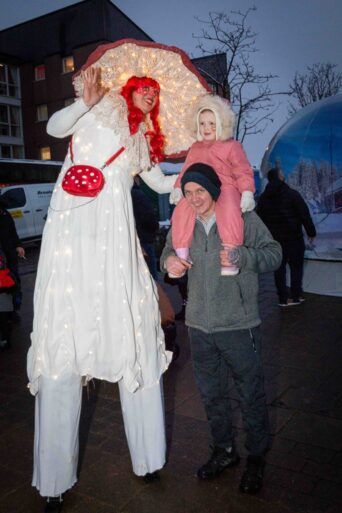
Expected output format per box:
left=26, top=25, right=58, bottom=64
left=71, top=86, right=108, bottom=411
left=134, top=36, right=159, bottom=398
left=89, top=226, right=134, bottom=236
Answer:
left=257, top=168, right=316, bottom=306
left=161, top=163, right=282, bottom=494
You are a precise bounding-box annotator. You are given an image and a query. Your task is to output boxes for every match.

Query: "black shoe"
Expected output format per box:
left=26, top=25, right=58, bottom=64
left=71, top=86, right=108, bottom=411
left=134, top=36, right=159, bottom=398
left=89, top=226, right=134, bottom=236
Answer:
left=291, top=296, right=306, bottom=303
left=278, top=299, right=301, bottom=307
left=143, top=471, right=160, bottom=483
left=44, top=496, right=63, bottom=512
left=197, top=446, right=240, bottom=479
left=239, top=455, right=265, bottom=494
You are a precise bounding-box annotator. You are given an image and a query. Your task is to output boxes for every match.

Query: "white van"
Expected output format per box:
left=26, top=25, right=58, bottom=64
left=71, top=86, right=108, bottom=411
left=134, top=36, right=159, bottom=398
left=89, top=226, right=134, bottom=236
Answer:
left=0, top=183, right=54, bottom=241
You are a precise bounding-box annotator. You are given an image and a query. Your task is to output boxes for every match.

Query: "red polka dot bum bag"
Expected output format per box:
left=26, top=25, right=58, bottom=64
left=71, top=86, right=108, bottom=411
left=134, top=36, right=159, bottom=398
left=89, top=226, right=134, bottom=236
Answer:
left=62, top=137, right=125, bottom=197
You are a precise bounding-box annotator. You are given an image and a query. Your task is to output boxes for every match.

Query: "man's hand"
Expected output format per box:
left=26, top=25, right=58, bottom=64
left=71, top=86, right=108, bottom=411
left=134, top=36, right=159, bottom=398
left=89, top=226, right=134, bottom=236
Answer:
left=82, top=67, right=105, bottom=108
left=16, top=246, right=25, bottom=258
left=240, top=191, right=255, bottom=213
left=165, top=255, right=192, bottom=278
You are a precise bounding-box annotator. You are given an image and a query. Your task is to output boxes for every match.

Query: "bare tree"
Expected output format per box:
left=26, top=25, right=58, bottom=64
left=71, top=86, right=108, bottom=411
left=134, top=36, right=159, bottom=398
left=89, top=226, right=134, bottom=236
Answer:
left=193, top=7, right=278, bottom=142
left=288, top=63, right=342, bottom=114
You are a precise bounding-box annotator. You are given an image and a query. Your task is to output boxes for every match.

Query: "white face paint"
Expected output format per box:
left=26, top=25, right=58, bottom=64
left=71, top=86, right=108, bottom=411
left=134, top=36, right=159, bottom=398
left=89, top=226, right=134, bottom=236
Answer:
left=132, top=87, right=158, bottom=115
left=198, top=110, right=216, bottom=141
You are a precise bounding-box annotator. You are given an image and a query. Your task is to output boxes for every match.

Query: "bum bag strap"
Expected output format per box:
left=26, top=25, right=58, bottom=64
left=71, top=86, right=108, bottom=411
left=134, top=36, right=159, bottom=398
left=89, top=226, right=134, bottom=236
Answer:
left=69, top=138, right=74, bottom=164
left=69, top=137, right=125, bottom=169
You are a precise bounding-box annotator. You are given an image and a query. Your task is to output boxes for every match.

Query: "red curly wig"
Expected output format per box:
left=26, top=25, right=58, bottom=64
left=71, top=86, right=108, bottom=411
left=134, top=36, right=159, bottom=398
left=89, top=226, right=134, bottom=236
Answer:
left=121, top=76, right=165, bottom=163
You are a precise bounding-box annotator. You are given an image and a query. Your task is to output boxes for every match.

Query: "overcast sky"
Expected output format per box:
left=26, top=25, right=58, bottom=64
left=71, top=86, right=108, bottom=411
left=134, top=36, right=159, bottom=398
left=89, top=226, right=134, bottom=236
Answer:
left=0, top=0, right=341, bottom=167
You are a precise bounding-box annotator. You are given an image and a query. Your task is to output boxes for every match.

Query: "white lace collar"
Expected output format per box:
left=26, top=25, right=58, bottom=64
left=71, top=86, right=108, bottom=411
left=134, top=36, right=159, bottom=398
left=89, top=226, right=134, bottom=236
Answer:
left=91, top=91, right=152, bottom=174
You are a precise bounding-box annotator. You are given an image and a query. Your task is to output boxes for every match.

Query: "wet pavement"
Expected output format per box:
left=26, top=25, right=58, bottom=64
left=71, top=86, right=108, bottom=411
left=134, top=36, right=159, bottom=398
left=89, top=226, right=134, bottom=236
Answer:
left=0, top=246, right=341, bottom=513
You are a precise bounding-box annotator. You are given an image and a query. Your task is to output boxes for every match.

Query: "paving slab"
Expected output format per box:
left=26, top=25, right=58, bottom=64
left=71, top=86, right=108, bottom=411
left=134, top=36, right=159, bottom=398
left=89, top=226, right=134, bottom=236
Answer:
left=0, top=251, right=342, bottom=513
left=280, top=411, right=342, bottom=451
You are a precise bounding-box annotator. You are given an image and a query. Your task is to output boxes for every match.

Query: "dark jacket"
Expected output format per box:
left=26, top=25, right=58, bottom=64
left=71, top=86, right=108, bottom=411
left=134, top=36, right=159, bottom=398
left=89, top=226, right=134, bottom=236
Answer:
left=160, top=212, right=282, bottom=333
left=131, top=187, right=159, bottom=244
left=0, top=206, right=20, bottom=268
left=256, top=179, right=316, bottom=243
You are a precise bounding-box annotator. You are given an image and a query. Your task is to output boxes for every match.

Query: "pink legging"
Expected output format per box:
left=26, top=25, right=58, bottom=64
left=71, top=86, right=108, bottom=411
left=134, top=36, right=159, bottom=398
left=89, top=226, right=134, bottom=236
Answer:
left=172, top=185, right=243, bottom=248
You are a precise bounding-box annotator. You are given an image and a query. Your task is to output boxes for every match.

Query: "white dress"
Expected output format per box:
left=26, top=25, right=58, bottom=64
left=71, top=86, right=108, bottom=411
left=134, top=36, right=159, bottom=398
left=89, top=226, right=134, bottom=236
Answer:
left=27, top=95, right=175, bottom=395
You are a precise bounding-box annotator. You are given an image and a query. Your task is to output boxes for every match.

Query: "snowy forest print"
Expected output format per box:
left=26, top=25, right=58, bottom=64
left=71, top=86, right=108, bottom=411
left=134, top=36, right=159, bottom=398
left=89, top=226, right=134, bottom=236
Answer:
left=286, top=159, right=341, bottom=214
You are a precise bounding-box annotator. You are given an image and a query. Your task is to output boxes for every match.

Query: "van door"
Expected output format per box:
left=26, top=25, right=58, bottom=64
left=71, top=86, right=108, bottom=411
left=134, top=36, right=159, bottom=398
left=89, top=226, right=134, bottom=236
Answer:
left=28, top=184, right=53, bottom=238
left=0, top=186, right=34, bottom=240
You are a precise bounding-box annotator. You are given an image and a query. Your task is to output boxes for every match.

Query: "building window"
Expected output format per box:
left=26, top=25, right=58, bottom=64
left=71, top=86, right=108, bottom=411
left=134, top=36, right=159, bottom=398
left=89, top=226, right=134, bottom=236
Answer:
left=12, top=145, right=24, bottom=158
left=40, top=146, right=51, bottom=160
left=35, top=65, right=46, bottom=81
left=0, top=144, right=11, bottom=158
left=0, top=104, right=21, bottom=137
left=62, top=56, right=74, bottom=74
left=0, top=104, right=9, bottom=135
left=37, top=104, right=48, bottom=122
left=0, top=63, right=20, bottom=98
left=64, top=98, right=74, bottom=107
left=0, top=144, right=24, bottom=159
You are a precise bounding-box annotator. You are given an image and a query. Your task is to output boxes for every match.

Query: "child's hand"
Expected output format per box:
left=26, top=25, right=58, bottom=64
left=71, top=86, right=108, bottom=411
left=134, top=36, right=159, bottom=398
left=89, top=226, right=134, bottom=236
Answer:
left=240, top=191, right=255, bottom=212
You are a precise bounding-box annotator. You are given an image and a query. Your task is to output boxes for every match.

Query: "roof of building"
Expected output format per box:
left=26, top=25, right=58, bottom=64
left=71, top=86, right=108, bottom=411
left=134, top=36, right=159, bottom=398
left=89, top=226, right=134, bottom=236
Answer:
left=0, top=0, right=153, bottom=63
left=191, top=53, right=228, bottom=85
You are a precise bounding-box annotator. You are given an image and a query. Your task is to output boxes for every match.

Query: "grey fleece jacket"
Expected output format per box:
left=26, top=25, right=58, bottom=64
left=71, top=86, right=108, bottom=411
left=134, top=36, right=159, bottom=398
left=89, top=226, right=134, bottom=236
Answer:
left=160, top=211, right=282, bottom=333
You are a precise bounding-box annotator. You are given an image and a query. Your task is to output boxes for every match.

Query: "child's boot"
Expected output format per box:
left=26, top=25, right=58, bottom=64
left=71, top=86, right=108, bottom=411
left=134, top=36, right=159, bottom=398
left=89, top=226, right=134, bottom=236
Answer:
left=175, top=248, right=190, bottom=261
left=168, top=248, right=190, bottom=278
left=221, top=245, right=239, bottom=276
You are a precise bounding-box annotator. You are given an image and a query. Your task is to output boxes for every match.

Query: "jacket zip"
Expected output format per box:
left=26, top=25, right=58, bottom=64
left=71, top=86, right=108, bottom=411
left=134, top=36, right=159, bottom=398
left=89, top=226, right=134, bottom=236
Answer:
left=238, top=281, right=248, bottom=316
left=249, top=328, right=256, bottom=352
left=204, top=227, right=209, bottom=332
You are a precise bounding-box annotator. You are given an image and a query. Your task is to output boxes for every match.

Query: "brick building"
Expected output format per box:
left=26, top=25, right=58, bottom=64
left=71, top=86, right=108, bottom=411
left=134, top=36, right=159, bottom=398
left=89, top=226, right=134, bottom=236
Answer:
left=0, top=0, right=226, bottom=162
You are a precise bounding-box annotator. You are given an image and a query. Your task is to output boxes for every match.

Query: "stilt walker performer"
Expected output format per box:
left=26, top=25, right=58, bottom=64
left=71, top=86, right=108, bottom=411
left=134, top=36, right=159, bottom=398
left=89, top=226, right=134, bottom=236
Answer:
left=26, top=39, right=211, bottom=512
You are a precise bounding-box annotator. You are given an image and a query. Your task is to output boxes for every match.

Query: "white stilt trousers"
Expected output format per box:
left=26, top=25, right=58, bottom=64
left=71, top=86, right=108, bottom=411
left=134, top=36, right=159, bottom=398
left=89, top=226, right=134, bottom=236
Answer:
left=32, top=373, right=166, bottom=497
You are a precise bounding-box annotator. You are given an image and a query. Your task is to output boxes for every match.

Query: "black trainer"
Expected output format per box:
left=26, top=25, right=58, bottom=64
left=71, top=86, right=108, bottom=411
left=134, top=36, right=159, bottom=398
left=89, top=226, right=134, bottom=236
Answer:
left=278, top=299, right=301, bottom=307
left=44, top=496, right=63, bottom=512
left=143, top=471, right=160, bottom=483
left=197, top=446, right=240, bottom=479
left=239, top=455, right=265, bottom=494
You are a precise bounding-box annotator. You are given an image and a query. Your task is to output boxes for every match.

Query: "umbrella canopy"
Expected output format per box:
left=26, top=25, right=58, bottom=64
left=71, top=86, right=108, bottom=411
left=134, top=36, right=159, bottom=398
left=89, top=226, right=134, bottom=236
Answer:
left=73, top=39, right=211, bottom=158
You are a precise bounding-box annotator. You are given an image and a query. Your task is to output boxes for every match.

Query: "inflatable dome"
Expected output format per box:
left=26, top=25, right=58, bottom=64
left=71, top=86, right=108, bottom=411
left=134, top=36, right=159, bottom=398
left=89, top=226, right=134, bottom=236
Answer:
left=261, top=94, right=342, bottom=296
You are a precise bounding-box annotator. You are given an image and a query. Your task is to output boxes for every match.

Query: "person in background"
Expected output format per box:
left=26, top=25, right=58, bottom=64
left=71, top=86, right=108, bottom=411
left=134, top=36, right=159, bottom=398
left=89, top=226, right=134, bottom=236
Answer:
left=0, top=242, right=15, bottom=350
left=131, top=178, right=160, bottom=280
left=257, top=168, right=316, bottom=307
left=131, top=179, right=179, bottom=359
left=161, top=163, right=282, bottom=494
left=0, top=197, right=25, bottom=320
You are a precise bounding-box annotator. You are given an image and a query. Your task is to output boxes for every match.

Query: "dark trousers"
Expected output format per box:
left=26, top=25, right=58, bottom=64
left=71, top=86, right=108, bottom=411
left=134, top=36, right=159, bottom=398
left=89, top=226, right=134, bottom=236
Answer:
left=0, top=312, right=11, bottom=342
left=189, top=326, right=269, bottom=456
left=9, top=260, right=22, bottom=310
left=141, top=242, right=158, bottom=281
left=274, top=239, right=305, bottom=302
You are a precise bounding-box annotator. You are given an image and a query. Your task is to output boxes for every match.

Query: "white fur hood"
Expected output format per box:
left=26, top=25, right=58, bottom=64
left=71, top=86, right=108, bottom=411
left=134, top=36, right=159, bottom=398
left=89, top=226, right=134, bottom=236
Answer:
left=187, top=94, right=236, bottom=142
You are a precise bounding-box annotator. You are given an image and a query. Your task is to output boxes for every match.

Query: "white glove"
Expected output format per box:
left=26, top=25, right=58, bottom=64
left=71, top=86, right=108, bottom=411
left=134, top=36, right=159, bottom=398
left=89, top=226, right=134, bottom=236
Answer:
left=169, top=187, right=183, bottom=205
left=240, top=191, right=255, bottom=212
left=140, top=165, right=177, bottom=194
